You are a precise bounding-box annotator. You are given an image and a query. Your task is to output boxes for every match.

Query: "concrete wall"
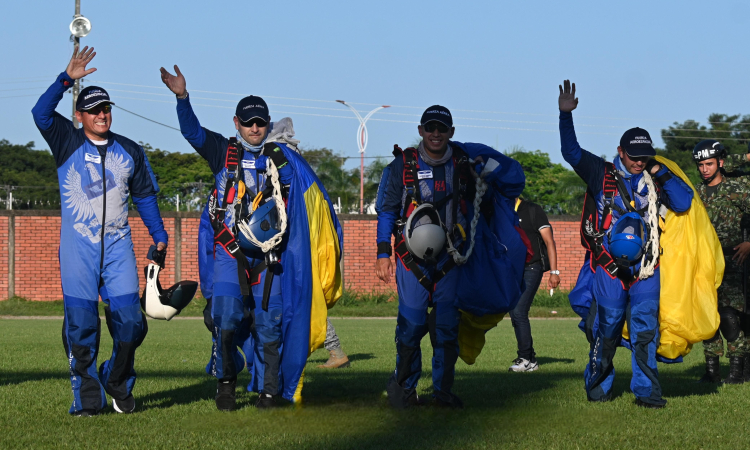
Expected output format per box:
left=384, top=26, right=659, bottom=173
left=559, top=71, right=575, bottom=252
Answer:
left=0, top=211, right=585, bottom=301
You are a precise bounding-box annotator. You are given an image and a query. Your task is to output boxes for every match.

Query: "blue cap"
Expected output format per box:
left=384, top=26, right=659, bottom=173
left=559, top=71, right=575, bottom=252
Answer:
left=619, top=127, right=655, bottom=158
left=236, top=95, right=270, bottom=123
left=420, top=105, right=453, bottom=127
left=76, top=86, right=114, bottom=111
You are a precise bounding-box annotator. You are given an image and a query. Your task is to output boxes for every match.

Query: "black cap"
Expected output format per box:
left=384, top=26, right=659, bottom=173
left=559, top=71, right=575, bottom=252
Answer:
left=420, top=105, right=453, bottom=128
left=619, top=127, right=655, bottom=158
left=76, top=86, right=114, bottom=111
left=235, top=96, right=270, bottom=123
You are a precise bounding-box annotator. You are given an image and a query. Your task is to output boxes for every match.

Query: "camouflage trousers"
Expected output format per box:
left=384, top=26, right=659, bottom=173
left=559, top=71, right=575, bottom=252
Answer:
left=703, top=330, right=747, bottom=358
left=717, top=254, right=746, bottom=311
left=323, top=318, right=342, bottom=352
left=704, top=255, right=749, bottom=357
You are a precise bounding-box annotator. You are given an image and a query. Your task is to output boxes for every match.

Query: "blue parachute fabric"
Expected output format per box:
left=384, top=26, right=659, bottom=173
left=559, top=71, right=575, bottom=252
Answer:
left=569, top=253, right=595, bottom=326
left=276, top=146, right=343, bottom=401
left=569, top=254, right=683, bottom=364
left=451, top=142, right=526, bottom=316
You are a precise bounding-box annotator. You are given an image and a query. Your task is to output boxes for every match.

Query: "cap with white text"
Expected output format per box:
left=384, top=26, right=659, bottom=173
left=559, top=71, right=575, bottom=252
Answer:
left=235, top=96, right=270, bottom=123
left=619, top=127, right=655, bottom=158
left=420, top=105, right=453, bottom=128
left=76, top=86, right=114, bottom=111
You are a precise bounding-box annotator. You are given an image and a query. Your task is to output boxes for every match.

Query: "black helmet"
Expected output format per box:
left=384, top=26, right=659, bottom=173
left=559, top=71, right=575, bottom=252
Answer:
left=692, top=139, right=726, bottom=162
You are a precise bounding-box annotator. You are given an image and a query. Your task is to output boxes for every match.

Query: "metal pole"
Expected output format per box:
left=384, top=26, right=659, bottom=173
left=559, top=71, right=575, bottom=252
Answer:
left=360, top=152, right=365, bottom=213
left=8, top=213, right=14, bottom=299
left=335, top=101, right=390, bottom=214
left=71, top=0, right=81, bottom=128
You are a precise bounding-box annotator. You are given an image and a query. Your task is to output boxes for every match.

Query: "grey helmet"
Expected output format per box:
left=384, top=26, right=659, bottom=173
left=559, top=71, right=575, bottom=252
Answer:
left=404, top=203, right=446, bottom=265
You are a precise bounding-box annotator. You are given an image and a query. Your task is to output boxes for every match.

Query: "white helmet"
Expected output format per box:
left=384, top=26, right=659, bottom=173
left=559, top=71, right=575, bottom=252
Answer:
left=404, top=203, right=446, bottom=265
left=140, top=264, right=198, bottom=321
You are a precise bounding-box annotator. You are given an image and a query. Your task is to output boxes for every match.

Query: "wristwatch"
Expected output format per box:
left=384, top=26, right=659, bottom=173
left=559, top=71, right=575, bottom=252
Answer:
left=550, top=270, right=560, bottom=275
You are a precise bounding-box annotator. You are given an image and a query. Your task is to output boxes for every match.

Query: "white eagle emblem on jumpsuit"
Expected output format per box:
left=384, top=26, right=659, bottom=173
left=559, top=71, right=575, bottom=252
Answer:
left=63, top=151, right=132, bottom=243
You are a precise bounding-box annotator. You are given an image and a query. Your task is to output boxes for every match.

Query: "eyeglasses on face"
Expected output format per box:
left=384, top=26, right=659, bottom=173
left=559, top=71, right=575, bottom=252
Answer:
left=423, top=122, right=450, bottom=133
left=83, top=104, right=112, bottom=115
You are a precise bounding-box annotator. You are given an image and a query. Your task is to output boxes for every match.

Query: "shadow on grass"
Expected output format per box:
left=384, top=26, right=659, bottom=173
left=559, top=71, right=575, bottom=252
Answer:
left=535, top=356, right=575, bottom=365
left=0, top=371, right=66, bottom=386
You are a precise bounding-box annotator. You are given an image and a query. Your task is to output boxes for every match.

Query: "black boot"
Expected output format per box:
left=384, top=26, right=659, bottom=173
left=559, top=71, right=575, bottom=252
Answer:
left=744, top=354, right=750, bottom=383
left=697, top=356, right=721, bottom=383
left=723, top=356, right=745, bottom=385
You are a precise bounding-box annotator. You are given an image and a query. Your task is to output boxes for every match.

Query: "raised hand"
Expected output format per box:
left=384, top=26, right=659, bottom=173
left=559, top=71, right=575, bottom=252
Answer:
left=558, top=79, right=579, bottom=112
left=159, top=65, right=186, bottom=97
left=66, top=46, right=97, bottom=80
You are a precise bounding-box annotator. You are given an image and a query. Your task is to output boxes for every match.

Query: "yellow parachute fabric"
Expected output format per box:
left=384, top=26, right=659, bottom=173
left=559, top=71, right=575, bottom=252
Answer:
left=304, top=182, right=343, bottom=355
left=293, top=182, right=343, bottom=404
left=458, top=311, right=506, bottom=365
left=622, top=156, right=722, bottom=359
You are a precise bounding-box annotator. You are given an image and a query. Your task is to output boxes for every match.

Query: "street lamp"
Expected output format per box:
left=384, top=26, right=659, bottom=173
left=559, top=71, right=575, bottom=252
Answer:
left=336, top=100, right=390, bottom=214
left=69, top=0, right=91, bottom=127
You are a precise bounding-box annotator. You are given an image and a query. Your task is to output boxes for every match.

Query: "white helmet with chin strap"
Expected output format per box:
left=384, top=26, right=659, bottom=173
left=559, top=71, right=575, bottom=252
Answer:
left=140, top=246, right=198, bottom=321
left=404, top=203, right=446, bottom=265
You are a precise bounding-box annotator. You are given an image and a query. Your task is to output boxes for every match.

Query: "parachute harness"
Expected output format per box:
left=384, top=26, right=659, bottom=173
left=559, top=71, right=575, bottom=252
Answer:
left=446, top=158, right=489, bottom=266
left=237, top=157, right=288, bottom=254
left=638, top=170, right=660, bottom=279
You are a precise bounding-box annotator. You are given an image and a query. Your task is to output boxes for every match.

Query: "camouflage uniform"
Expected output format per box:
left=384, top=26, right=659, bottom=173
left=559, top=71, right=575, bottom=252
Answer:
left=697, top=154, right=750, bottom=358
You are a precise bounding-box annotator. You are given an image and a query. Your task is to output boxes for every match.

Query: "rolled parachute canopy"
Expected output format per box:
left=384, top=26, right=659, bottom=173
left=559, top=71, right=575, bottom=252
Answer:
left=404, top=203, right=446, bottom=265
left=140, top=264, right=198, bottom=320
left=609, top=212, right=646, bottom=265
left=238, top=199, right=282, bottom=253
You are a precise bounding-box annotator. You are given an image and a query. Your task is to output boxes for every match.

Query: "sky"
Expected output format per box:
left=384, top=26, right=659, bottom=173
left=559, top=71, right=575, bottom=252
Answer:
left=2, top=0, right=749, bottom=169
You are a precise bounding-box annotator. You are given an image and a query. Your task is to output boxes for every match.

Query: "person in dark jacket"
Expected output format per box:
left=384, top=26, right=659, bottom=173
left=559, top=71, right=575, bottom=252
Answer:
left=32, top=47, right=168, bottom=416
left=558, top=80, right=693, bottom=408
left=508, top=199, right=560, bottom=372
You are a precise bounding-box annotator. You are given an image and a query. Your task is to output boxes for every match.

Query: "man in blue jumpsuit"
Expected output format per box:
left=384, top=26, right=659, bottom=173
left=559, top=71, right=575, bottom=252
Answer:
left=558, top=80, right=693, bottom=408
left=160, top=65, right=292, bottom=411
left=376, top=105, right=524, bottom=409
left=32, top=47, right=168, bottom=416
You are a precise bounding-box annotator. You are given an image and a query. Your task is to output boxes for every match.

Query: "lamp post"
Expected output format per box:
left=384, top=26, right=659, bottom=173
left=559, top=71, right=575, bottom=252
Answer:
left=69, top=0, right=92, bottom=127
left=335, top=100, right=390, bottom=214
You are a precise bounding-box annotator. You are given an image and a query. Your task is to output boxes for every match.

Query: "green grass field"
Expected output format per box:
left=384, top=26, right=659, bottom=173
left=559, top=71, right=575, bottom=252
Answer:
left=0, top=287, right=576, bottom=318
left=0, top=316, right=747, bottom=449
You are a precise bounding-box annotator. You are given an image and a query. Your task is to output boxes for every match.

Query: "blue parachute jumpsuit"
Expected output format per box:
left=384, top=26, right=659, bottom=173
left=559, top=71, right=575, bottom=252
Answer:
left=32, top=72, right=168, bottom=414
left=560, top=110, right=693, bottom=406
left=176, top=94, right=286, bottom=394
left=376, top=144, right=472, bottom=403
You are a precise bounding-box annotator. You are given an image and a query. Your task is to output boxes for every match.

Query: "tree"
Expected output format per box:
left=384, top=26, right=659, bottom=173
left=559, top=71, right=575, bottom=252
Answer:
left=659, top=114, right=750, bottom=187
left=0, top=140, right=59, bottom=209
left=506, top=147, right=583, bottom=214
left=141, top=143, right=213, bottom=211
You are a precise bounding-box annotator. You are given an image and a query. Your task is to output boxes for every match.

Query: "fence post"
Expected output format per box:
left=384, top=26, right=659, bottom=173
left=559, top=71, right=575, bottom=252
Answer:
left=174, top=216, right=181, bottom=281
left=8, top=213, right=14, bottom=299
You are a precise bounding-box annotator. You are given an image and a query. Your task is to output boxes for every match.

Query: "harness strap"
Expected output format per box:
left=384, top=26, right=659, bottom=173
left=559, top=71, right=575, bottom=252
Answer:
left=209, top=138, right=252, bottom=295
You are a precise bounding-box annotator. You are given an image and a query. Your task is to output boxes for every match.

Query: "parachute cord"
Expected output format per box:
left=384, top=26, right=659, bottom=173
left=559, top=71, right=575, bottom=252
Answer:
left=236, top=158, right=288, bottom=253
left=446, top=159, right=487, bottom=266
left=638, top=169, right=660, bottom=279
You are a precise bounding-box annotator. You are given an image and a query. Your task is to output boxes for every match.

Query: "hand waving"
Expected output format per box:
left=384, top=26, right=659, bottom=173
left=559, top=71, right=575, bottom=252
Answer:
left=159, top=65, right=187, bottom=97
left=558, top=80, right=579, bottom=112
left=66, top=46, right=97, bottom=80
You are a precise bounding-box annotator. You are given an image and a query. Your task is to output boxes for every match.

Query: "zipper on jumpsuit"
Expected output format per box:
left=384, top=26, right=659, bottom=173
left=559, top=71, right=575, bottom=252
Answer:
left=99, top=146, right=106, bottom=270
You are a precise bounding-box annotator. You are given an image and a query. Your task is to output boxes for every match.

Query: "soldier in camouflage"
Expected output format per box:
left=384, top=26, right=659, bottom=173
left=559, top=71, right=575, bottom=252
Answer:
left=694, top=139, right=750, bottom=384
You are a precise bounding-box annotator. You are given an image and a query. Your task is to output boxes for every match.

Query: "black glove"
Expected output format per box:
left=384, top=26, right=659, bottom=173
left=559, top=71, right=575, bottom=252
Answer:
left=644, top=158, right=660, bottom=174
left=147, top=245, right=167, bottom=268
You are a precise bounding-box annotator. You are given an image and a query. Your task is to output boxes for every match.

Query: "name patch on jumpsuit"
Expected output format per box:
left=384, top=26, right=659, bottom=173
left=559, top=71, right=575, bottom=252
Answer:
left=417, top=170, right=433, bottom=180
left=242, top=159, right=256, bottom=169
left=85, top=153, right=101, bottom=164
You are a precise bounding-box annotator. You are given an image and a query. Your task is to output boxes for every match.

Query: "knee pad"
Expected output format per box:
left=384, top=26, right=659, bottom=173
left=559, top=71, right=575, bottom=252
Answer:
left=719, top=306, right=742, bottom=342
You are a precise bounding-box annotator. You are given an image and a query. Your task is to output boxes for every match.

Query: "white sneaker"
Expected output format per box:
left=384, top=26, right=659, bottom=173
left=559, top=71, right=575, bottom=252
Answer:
left=509, top=358, right=539, bottom=372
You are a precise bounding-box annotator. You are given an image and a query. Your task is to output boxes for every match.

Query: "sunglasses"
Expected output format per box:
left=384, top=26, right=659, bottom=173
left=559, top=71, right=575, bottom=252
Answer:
left=83, top=104, right=112, bottom=115
left=423, top=122, right=450, bottom=133
left=239, top=117, right=268, bottom=128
